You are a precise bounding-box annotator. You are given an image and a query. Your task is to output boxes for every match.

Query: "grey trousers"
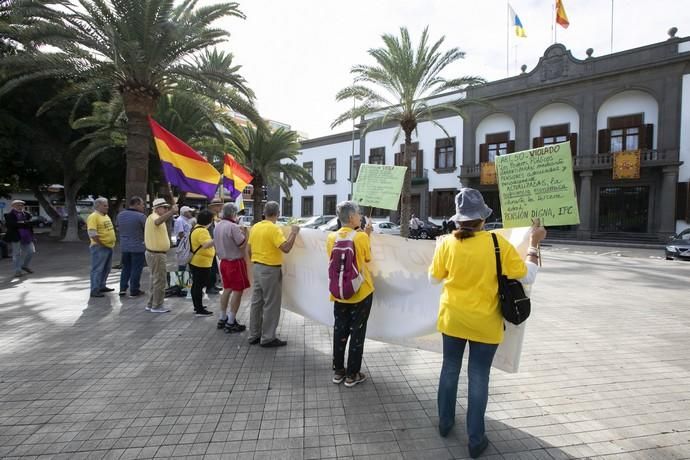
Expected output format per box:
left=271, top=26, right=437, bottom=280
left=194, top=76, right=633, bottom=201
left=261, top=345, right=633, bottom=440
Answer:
left=249, top=264, right=282, bottom=344
left=145, top=251, right=167, bottom=308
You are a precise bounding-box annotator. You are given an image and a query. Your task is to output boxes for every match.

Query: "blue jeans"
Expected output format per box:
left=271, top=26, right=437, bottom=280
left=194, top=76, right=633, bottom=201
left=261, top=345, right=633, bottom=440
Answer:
left=90, top=245, right=113, bottom=295
left=438, top=334, right=498, bottom=448
left=120, top=251, right=145, bottom=293
left=12, top=241, right=34, bottom=273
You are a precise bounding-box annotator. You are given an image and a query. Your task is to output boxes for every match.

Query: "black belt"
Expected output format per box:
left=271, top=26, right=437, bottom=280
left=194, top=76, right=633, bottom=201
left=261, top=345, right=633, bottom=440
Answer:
left=254, top=262, right=281, bottom=268
left=146, top=249, right=168, bottom=254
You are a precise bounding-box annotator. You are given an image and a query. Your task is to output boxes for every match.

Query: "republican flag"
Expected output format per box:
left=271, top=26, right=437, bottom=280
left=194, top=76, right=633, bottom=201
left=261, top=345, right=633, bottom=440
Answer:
left=223, top=154, right=253, bottom=200
left=556, top=0, right=570, bottom=29
left=509, top=4, right=527, bottom=38
left=148, top=117, right=221, bottom=199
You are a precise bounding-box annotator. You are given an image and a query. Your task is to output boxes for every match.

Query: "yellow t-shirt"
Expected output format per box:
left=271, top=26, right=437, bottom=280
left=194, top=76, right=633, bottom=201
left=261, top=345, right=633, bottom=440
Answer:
left=144, top=213, right=171, bottom=252
left=87, top=212, right=116, bottom=248
left=429, top=231, right=527, bottom=344
left=326, top=227, right=374, bottom=304
left=190, top=225, right=215, bottom=268
left=248, top=220, right=287, bottom=266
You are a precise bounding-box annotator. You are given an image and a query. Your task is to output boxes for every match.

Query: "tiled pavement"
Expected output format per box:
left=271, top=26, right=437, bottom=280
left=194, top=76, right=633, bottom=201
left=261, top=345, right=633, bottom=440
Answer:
left=1, top=239, right=689, bottom=459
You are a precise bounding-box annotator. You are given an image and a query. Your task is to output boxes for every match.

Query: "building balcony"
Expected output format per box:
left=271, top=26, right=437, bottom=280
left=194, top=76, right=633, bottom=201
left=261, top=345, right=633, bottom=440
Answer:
left=411, top=168, right=429, bottom=185
left=458, top=149, right=680, bottom=178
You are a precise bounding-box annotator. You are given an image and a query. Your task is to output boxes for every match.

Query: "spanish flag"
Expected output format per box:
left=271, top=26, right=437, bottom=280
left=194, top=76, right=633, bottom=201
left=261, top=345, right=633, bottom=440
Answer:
left=556, top=0, right=569, bottom=29
left=149, top=117, right=221, bottom=199
left=223, top=154, right=253, bottom=200
left=509, top=4, right=527, bottom=38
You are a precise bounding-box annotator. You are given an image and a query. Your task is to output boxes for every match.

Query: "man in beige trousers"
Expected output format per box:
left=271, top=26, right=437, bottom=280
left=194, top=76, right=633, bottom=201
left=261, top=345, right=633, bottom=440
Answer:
left=144, top=198, right=177, bottom=313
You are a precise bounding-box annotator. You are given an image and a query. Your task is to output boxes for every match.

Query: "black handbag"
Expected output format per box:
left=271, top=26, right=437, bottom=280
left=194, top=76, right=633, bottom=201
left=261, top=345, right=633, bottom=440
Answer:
left=491, top=233, right=531, bottom=325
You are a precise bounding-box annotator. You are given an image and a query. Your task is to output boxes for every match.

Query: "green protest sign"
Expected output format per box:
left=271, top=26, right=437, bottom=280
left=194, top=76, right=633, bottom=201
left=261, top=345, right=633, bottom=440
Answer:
left=352, top=164, right=407, bottom=210
left=495, top=141, right=580, bottom=228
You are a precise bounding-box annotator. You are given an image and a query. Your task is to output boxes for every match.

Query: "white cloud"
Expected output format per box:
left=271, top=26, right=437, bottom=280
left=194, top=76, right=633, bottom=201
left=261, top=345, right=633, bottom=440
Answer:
left=215, top=0, right=690, bottom=139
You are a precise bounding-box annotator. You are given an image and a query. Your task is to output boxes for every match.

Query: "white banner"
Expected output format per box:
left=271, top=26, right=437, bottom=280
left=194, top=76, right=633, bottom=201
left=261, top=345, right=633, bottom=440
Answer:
left=278, top=227, right=533, bottom=373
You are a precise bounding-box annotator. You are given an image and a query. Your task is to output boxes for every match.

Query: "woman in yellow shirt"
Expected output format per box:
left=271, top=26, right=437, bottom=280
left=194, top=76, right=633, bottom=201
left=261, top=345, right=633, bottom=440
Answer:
left=429, top=188, right=546, bottom=458
left=189, top=210, right=216, bottom=316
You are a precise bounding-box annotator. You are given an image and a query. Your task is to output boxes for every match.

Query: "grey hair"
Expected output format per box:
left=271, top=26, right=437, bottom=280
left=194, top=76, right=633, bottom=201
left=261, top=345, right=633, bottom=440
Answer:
left=94, top=197, right=108, bottom=207
left=336, top=200, right=360, bottom=224
left=222, top=202, right=239, bottom=219
left=263, top=201, right=280, bottom=218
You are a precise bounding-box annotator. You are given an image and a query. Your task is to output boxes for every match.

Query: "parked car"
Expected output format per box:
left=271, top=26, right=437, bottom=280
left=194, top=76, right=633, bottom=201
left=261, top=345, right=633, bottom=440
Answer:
left=30, top=215, right=53, bottom=227
left=300, top=215, right=335, bottom=229
left=665, top=229, right=690, bottom=260
left=484, top=221, right=503, bottom=231
left=318, top=217, right=340, bottom=232
left=238, top=216, right=253, bottom=227
left=415, top=220, right=442, bottom=240
left=372, top=221, right=400, bottom=235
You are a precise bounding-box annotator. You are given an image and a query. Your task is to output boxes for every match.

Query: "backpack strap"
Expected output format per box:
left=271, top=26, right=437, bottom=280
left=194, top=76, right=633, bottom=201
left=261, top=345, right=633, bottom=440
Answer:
left=335, top=229, right=357, bottom=242
left=190, top=227, right=203, bottom=255
left=491, top=233, right=502, bottom=277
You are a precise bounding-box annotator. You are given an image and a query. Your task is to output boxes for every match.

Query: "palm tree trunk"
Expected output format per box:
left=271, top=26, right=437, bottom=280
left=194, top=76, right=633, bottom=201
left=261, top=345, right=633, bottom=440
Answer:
left=62, top=175, right=84, bottom=242
left=123, top=91, right=156, bottom=200
left=31, top=187, right=63, bottom=237
left=399, top=131, right=413, bottom=238
left=251, top=175, right=264, bottom=225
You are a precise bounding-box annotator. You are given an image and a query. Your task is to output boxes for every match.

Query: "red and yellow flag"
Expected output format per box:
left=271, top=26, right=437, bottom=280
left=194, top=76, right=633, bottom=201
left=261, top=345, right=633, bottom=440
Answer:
left=556, top=0, right=569, bottom=29
left=223, top=154, right=253, bottom=200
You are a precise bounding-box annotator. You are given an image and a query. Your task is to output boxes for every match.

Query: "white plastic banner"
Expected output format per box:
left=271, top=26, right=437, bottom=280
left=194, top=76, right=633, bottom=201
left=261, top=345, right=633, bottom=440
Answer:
left=278, top=227, right=533, bottom=373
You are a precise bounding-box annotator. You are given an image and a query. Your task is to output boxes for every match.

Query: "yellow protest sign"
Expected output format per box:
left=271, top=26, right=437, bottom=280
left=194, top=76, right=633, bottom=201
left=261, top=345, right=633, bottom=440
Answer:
left=495, top=142, right=580, bottom=228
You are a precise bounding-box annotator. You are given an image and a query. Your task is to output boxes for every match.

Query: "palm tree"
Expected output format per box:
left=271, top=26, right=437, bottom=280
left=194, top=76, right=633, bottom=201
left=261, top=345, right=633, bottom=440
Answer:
left=1, top=0, right=261, bottom=200
left=226, top=126, right=314, bottom=224
left=332, top=26, right=484, bottom=237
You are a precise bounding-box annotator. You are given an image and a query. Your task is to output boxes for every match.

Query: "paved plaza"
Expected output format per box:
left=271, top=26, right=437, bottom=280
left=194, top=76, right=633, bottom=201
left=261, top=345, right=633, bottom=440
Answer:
left=1, top=237, right=689, bottom=460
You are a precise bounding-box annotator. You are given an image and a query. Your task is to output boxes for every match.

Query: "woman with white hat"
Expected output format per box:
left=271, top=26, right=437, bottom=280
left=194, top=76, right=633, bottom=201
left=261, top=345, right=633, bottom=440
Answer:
left=428, top=188, right=546, bottom=458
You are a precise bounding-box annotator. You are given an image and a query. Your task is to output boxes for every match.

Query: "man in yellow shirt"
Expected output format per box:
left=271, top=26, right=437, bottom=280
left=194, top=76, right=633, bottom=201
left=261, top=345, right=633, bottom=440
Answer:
left=326, top=201, right=374, bottom=387
left=144, top=198, right=177, bottom=313
left=247, top=201, right=299, bottom=347
left=87, top=197, right=116, bottom=298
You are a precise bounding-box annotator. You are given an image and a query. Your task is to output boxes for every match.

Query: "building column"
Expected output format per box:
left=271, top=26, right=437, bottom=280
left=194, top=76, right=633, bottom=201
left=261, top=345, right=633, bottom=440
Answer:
left=659, top=166, right=679, bottom=238
left=577, top=170, right=593, bottom=239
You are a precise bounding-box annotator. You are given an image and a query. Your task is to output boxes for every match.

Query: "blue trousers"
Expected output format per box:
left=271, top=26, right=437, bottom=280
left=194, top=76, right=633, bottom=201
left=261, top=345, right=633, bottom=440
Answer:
left=90, top=245, right=113, bottom=295
left=11, top=241, right=34, bottom=274
left=438, top=334, right=498, bottom=449
left=119, top=251, right=145, bottom=293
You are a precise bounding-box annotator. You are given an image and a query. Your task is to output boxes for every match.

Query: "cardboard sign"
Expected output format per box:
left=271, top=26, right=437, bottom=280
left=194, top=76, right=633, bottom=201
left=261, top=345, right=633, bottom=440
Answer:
left=495, top=142, right=580, bottom=228
left=352, top=164, right=407, bottom=210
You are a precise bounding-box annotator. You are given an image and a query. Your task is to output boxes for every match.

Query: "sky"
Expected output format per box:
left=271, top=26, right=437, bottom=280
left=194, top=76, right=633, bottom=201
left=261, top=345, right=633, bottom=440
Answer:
left=214, top=0, right=690, bottom=140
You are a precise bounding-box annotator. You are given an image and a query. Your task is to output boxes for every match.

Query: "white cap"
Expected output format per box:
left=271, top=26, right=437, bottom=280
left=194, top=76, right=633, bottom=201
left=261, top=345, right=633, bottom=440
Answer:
left=180, top=206, right=193, bottom=215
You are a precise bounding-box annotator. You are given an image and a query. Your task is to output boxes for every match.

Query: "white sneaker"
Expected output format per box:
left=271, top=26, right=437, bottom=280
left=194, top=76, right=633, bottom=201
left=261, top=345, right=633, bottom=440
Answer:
left=150, top=307, right=170, bottom=313
left=145, top=306, right=152, bottom=311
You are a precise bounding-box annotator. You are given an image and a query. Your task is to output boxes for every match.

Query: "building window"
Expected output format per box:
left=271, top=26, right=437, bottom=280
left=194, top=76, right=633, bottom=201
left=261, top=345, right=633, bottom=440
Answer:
left=282, top=197, right=293, bottom=217
left=395, top=143, right=423, bottom=177
left=533, top=124, right=578, bottom=155
left=303, top=161, right=313, bottom=178
left=598, top=114, right=653, bottom=154
left=323, top=195, right=337, bottom=215
left=369, top=147, right=385, bottom=164
left=435, top=138, right=456, bottom=170
left=324, top=158, right=337, bottom=183
left=479, top=132, right=514, bottom=163
left=301, top=196, right=313, bottom=217
left=430, top=189, right=457, bottom=218
left=350, top=155, right=361, bottom=182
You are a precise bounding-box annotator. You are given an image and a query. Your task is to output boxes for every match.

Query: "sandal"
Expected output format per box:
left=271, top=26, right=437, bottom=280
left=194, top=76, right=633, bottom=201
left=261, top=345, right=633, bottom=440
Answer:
left=344, top=372, right=367, bottom=388
left=332, top=369, right=346, bottom=384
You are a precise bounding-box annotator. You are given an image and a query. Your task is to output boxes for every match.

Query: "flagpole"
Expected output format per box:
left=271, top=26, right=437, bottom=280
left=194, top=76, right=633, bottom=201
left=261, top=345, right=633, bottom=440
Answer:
left=506, top=0, right=509, bottom=77
left=552, top=1, right=556, bottom=44
left=610, top=0, right=614, bottom=53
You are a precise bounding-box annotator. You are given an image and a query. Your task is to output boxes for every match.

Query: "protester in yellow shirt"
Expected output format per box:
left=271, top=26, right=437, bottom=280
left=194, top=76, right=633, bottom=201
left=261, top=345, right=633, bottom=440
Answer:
left=247, top=201, right=299, bottom=347
left=326, top=201, right=374, bottom=388
left=144, top=198, right=177, bottom=312
left=428, top=188, right=546, bottom=458
left=189, top=210, right=216, bottom=316
left=87, top=197, right=116, bottom=298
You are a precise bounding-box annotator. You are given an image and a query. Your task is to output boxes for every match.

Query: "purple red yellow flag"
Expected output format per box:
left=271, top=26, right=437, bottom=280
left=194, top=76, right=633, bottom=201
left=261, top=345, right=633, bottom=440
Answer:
left=148, top=117, right=221, bottom=199
left=223, top=154, right=253, bottom=200
left=556, top=0, right=569, bottom=29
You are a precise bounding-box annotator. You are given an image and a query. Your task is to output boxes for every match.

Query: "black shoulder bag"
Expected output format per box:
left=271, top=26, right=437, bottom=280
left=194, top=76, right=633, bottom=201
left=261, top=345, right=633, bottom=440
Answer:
left=491, top=233, right=531, bottom=325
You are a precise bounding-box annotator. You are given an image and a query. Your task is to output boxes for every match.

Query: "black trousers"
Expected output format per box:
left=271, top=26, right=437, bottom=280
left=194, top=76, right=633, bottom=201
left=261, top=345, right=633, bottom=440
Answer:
left=333, top=293, right=373, bottom=377
left=189, top=264, right=210, bottom=310
left=207, top=257, right=218, bottom=290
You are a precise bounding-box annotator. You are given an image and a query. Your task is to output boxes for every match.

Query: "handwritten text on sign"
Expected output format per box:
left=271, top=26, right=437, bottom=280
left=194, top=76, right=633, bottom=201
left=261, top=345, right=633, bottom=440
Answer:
left=495, top=142, right=580, bottom=228
left=352, top=164, right=407, bottom=211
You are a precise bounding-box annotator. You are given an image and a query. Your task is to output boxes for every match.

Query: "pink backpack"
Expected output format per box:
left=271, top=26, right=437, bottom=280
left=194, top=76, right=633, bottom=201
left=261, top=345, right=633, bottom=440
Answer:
left=328, top=230, right=365, bottom=300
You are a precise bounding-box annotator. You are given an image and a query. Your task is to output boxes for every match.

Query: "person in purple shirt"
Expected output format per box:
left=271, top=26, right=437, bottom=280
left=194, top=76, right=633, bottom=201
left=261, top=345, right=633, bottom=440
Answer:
left=3, top=200, right=35, bottom=278
left=115, top=196, right=147, bottom=297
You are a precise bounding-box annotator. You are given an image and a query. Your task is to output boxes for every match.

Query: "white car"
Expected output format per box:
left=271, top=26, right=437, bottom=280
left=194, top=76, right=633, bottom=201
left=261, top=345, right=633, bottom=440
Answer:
left=238, top=216, right=253, bottom=227
left=371, top=221, right=400, bottom=235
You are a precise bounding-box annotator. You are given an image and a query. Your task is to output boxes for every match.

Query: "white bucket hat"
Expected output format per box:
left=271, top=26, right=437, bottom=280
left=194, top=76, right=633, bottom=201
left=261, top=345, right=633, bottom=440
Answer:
left=450, top=188, right=493, bottom=222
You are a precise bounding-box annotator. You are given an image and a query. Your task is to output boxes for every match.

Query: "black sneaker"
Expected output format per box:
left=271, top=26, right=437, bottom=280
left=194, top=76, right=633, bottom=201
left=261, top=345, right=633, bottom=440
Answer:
left=260, top=338, right=287, bottom=348
left=21, top=266, right=33, bottom=274
left=99, top=287, right=115, bottom=292
left=195, top=308, right=213, bottom=317
left=128, top=290, right=145, bottom=297
left=217, top=319, right=227, bottom=329
left=224, top=321, right=246, bottom=333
